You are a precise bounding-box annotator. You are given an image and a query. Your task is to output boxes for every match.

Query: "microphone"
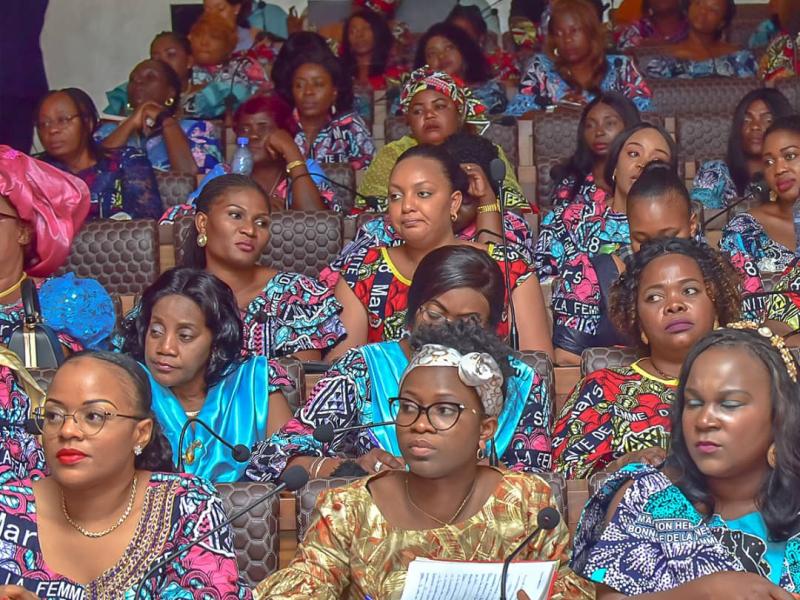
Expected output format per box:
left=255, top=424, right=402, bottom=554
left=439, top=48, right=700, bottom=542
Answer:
left=489, top=157, right=519, bottom=351
left=176, top=417, right=252, bottom=472
left=499, top=506, right=561, bottom=600
left=132, top=465, right=309, bottom=599
left=701, top=174, right=769, bottom=229
left=311, top=172, right=385, bottom=211
left=313, top=419, right=397, bottom=444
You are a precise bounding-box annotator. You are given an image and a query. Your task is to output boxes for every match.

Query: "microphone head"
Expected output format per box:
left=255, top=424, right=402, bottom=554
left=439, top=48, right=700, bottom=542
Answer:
left=537, top=506, right=561, bottom=531
left=751, top=173, right=769, bottom=203
left=313, top=422, right=336, bottom=444
left=281, top=465, right=310, bottom=491
left=489, top=158, right=506, bottom=184
left=232, top=444, right=251, bottom=462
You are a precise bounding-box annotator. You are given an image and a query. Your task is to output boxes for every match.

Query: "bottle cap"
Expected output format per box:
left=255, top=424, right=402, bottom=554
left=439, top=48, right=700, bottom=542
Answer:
left=237, top=137, right=249, bottom=145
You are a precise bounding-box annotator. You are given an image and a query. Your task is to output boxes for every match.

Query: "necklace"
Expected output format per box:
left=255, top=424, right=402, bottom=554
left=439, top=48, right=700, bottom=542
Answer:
left=404, top=475, right=477, bottom=527
left=0, top=273, right=26, bottom=300
left=62, top=474, right=138, bottom=538
left=647, top=358, right=679, bottom=382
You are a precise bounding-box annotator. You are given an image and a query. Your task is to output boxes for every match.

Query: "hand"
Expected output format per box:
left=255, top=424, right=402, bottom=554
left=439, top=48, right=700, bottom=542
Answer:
left=355, top=448, right=405, bottom=474
left=0, top=585, right=41, bottom=599
left=129, top=101, right=165, bottom=136
left=462, top=163, right=496, bottom=205
left=559, top=92, right=587, bottom=109
left=605, top=447, right=667, bottom=473
left=688, top=572, right=795, bottom=600
left=264, top=129, right=303, bottom=163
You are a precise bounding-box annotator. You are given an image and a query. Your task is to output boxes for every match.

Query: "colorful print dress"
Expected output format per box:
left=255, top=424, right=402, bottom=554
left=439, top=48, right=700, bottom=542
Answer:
left=292, top=110, right=376, bottom=171
left=0, top=470, right=251, bottom=598
left=552, top=361, right=676, bottom=479
left=572, top=463, right=800, bottom=594
left=614, top=17, right=689, bottom=49
left=645, top=49, right=758, bottom=78
left=245, top=342, right=553, bottom=481
left=550, top=173, right=611, bottom=209
left=255, top=470, right=594, bottom=600
left=764, top=257, right=800, bottom=331
left=759, top=32, right=800, bottom=83
left=339, top=243, right=534, bottom=342
left=690, top=159, right=755, bottom=210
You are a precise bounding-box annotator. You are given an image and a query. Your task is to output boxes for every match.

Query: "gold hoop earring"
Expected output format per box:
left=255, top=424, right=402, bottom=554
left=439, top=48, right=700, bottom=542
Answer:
left=553, top=47, right=559, bottom=57
left=165, top=97, right=175, bottom=107
left=768, top=444, right=777, bottom=468
left=640, top=331, right=649, bottom=346
left=476, top=446, right=485, bottom=461
left=197, top=232, right=208, bottom=248
left=769, top=190, right=778, bottom=203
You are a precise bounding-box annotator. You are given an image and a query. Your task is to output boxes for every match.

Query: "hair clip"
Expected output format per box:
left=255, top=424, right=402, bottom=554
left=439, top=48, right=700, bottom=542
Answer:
left=726, top=321, right=798, bottom=383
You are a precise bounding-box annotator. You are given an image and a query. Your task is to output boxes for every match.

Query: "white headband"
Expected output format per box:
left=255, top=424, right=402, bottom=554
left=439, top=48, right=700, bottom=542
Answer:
left=399, top=344, right=504, bottom=416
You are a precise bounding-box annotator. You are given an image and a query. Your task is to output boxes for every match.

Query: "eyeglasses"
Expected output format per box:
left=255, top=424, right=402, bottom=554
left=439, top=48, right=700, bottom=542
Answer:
left=33, top=405, right=146, bottom=437
left=389, top=397, right=479, bottom=432
left=35, top=114, right=81, bottom=131
left=418, top=304, right=453, bottom=325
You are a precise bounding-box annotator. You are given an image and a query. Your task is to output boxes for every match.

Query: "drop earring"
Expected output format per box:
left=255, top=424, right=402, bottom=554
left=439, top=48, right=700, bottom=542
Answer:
left=197, top=232, right=208, bottom=247
left=769, top=190, right=778, bottom=203
left=767, top=444, right=776, bottom=468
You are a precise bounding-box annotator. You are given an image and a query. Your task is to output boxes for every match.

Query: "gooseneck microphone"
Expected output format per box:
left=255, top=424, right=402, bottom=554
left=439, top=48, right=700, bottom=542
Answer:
left=499, top=506, right=561, bottom=600
left=489, top=157, right=519, bottom=351
left=313, top=420, right=397, bottom=444
left=311, top=172, right=386, bottom=211
left=132, top=466, right=309, bottom=599
left=176, top=416, right=252, bottom=472
left=701, top=174, right=769, bottom=230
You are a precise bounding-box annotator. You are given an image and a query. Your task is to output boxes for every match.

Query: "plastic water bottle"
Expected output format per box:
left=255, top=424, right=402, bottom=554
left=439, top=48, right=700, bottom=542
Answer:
left=231, top=137, right=254, bottom=175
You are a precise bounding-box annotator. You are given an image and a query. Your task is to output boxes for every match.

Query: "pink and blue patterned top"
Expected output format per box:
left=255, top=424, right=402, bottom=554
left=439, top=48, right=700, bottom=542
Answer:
left=645, top=49, right=758, bottom=78
left=292, top=110, right=376, bottom=171
left=550, top=172, right=611, bottom=209
left=614, top=16, right=689, bottom=50
left=0, top=366, right=46, bottom=481
left=0, top=469, right=252, bottom=598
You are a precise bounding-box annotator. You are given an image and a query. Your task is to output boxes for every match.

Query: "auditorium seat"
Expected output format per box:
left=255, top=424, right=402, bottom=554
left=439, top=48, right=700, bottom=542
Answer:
left=277, top=357, right=306, bottom=414
left=536, top=471, right=568, bottom=520
left=321, top=162, right=357, bottom=214
left=27, top=368, right=58, bottom=393
left=155, top=171, right=196, bottom=209
left=172, top=211, right=344, bottom=279
left=776, top=78, right=800, bottom=112
left=518, top=350, right=556, bottom=420
left=216, top=481, right=281, bottom=586
left=677, top=113, right=733, bottom=187
left=353, top=83, right=375, bottom=130
left=296, top=476, right=359, bottom=541
left=580, top=346, right=639, bottom=377
left=59, top=219, right=160, bottom=296
left=648, top=78, right=760, bottom=116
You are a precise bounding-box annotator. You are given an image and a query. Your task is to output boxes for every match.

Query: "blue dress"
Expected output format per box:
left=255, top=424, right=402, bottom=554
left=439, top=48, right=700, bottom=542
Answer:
left=645, top=49, right=758, bottom=78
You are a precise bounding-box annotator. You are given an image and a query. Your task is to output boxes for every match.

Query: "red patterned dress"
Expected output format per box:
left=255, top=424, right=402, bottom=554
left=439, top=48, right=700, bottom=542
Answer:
left=339, top=243, right=534, bottom=343
left=551, top=360, right=676, bottom=479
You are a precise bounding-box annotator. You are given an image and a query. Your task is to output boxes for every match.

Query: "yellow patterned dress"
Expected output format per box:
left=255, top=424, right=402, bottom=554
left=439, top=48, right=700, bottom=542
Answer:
left=256, top=470, right=594, bottom=600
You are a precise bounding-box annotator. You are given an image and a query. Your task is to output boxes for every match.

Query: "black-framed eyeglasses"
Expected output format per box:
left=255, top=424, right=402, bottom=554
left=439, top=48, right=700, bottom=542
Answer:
left=33, top=405, right=146, bottom=437
left=389, top=397, right=479, bottom=432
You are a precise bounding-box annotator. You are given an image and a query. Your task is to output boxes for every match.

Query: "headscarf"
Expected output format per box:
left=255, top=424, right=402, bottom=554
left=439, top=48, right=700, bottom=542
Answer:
left=0, top=146, right=90, bottom=277
left=354, top=0, right=398, bottom=17
left=398, top=66, right=489, bottom=134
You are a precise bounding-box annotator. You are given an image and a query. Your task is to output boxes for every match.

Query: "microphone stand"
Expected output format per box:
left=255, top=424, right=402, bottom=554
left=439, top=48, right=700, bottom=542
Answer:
left=176, top=416, right=251, bottom=472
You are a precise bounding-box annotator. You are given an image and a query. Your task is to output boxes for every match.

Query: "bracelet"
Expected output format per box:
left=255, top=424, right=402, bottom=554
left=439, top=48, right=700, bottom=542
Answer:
left=310, top=457, right=330, bottom=478
left=477, top=203, right=501, bottom=214
left=285, top=160, right=306, bottom=174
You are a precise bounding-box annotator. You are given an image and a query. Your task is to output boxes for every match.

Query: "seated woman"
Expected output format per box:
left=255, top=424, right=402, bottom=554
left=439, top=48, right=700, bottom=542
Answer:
left=447, top=4, right=520, bottom=83
left=552, top=161, right=699, bottom=366
left=550, top=92, right=641, bottom=208
left=98, top=59, right=223, bottom=175
left=356, top=66, right=528, bottom=214
left=409, top=22, right=507, bottom=114
left=572, top=324, right=800, bottom=597
left=273, top=44, right=375, bottom=171
left=117, top=267, right=294, bottom=483
left=341, top=9, right=404, bottom=92
left=0, top=148, right=114, bottom=350
left=721, top=115, right=800, bottom=319
left=552, top=237, right=742, bottom=478
left=645, top=0, right=757, bottom=78
left=507, top=0, right=653, bottom=115
left=247, top=245, right=554, bottom=482
left=331, top=144, right=552, bottom=360
left=614, top=0, right=689, bottom=49
left=0, top=351, right=250, bottom=598
left=759, top=6, right=800, bottom=83
left=536, top=122, right=677, bottom=279
left=691, top=89, right=793, bottom=210
left=254, top=326, right=593, bottom=600
left=36, top=89, right=162, bottom=220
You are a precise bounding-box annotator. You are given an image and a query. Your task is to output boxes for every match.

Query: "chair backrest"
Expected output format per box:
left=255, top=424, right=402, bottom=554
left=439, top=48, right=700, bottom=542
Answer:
left=648, top=78, right=760, bottom=116
left=59, top=219, right=160, bottom=296
left=353, top=84, right=375, bottom=130
left=776, top=78, right=800, bottom=112
left=536, top=156, right=563, bottom=208
left=535, top=471, right=568, bottom=521
left=580, top=346, right=640, bottom=377
left=532, top=111, right=580, bottom=164
left=677, top=113, right=732, bottom=166
left=215, top=481, right=281, bottom=587
left=385, top=116, right=410, bottom=144
left=173, top=212, right=343, bottom=279
left=296, top=476, right=359, bottom=541
left=155, top=171, right=197, bottom=209
left=27, top=368, right=58, bottom=393
left=321, top=162, right=356, bottom=214
left=276, top=356, right=305, bottom=414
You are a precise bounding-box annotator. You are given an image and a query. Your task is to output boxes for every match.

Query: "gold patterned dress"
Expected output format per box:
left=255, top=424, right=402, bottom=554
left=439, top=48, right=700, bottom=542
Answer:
left=256, top=470, right=594, bottom=600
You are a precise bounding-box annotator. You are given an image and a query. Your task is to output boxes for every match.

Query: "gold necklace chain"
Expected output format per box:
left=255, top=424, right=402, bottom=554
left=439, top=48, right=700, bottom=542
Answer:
left=62, top=474, right=138, bottom=538
left=404, top=475, right=477, bottom=527
left=646, top=357, right=679, bottom=382
left=0, top=273, right=27, bottom=300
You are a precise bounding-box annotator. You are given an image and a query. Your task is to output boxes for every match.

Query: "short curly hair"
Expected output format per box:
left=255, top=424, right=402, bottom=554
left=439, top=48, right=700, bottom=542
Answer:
left=610, top=238, right=742, bottom=352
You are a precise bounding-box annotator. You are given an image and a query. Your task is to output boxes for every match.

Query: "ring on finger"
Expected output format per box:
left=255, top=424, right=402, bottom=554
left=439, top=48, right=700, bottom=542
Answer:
left=374, top=460, right=383, bottom=472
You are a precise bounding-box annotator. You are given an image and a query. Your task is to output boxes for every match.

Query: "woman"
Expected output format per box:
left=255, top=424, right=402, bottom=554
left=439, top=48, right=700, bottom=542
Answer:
left=341, top=9, right=401, bottom=91
left=254, top=324, right=594, bottom=600
left=552, top=161, right=699, bottom=365
left=36, top=89, right=162, bottom=220
left=0, top=147, right=114, bottom=350
left=614, top=0, right=689, bottom=49
left=536, top=122, right=677, bottom=279
left=98, top=58, right=223, bottom=175
left=274, top=45, right=375, bottom=170
left=572, top=324, right=800, bottom=597
left=645, top=0, right=757, bottom=78
left=507, top=0, right=653, bottom=115
left=691, top=89, right=794, bottom=210
left=0, top=351, right=250, bottom=598
left=247, top=246, right=554, bottom=482
left=553, top=238, right=741, bottom=479
left=411, top=22, right=507, bottom=114
left=331, top=144, right=552, bottom=359
left=118, top=267, right=294, bottom=483
left=550, top=92, right=641, bottom=208
left=203, top=0, right=258, bottom=52
left=356, top=66, right=528, bottom=214
left=759, top=1, right=800, bottom=83
left=721, top=115, right=800, bottom=313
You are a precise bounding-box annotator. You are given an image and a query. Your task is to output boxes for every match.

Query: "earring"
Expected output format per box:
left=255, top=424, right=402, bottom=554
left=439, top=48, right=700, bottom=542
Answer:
left=767, top=444, right=776, bottom=468
left=769, top=190, right=778, bottom=203
left=640, top=331, right=649, bottom=346
left=450, top=213, right=457, bottom=222
left=126, top=102, right=133, bottom=112
left=197, top=232, right=208, bottom=247
left=476, top=446, right=485, bottom=461
left=331, top=103, right=337, bottom=115
left=612, top=170, right=617, bottom=185
left=134, top=445, right=143, bottom=456
left=165, top=97, right=175, bottom=107
left=553, top=47, right=559, bottom=57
